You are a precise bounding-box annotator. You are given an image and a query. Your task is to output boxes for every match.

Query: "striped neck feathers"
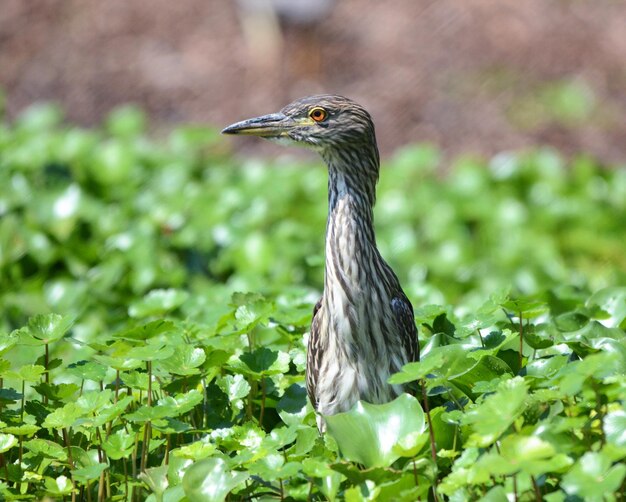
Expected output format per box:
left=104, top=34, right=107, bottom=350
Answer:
left=322, top=143, right=381, bottom=285
left=322, top=142, right=380, bottom=214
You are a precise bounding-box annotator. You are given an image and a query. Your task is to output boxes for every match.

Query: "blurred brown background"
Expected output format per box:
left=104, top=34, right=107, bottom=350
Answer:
left=1, top=0, right=625, bottom=161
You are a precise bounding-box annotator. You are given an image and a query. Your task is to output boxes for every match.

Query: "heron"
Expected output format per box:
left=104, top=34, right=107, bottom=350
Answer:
left=223, top=95, right=419, bottom=431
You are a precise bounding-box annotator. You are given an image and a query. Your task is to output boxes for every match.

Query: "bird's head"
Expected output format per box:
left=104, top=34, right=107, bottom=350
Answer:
left=222, top=95, right=377, bottom=154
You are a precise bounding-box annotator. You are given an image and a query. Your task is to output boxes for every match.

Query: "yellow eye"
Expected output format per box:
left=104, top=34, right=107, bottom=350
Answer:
left=309, top=107, right=328, bottom=122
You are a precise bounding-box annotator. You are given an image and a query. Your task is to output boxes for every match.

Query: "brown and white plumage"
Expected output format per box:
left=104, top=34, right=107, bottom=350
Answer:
left=223, top=95, right=419, bottom=430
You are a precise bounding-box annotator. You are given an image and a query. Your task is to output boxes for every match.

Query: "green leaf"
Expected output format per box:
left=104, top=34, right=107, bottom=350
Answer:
left=291, top=427, right=319, bottom=457
left=452, top=355, right=513, bottom=397
left=129, top=289, right=190, bottom=318
left=247, top=454, right=301, bottom=481
left=277, top=384, right=309, bottom=426
left=587, top=287, right=626, bottom=328
left=2, top=423, right=39, bottom=436
left=75, top=390, right=115, bottom=413
left=33, top=382, right=80, bottom=402
left=167, top=455, right=194, bottom=486
left=392, top=430, right=429, bottom=458
left=303, top=458, right=342, bottom=501
left=462, top=376, right=528, bottom=447
left=72, top=463, right=108, bottom=483
left=139, top=465, right=169, bottom=498
left=604, top=409, right=626, bottom=448
left=125, top=343, right=175, bottom=362
left=0, top=388, right=21, bottom=405
left=125, top=390, right=202, bottom=422
left=173, top=440, right=217, bottom=461
left=159, top=390, right=204, bottom=417
left=389, top=351, right=445, bottom=385
left=158, top=345, right=206, bottom=375
left=216, top=374, right=250, bottom=405
left=24, top=439, right=67, bottom=460
left=524, top=355, right=568, bottom=380
left=562, top=451, right=626, bottom=500
left=553, top=351, right=621, bottom=395
left=42, top=402, right=84, bottom=429
left=102, top=430, right=135, bottom=460
left=66, top=361, right=109, bottom=382
left=114, top=320, right=178, bottom=342
left=43, top=475, right=73, bottom=496
left=0, top=434, right=17, bottom=453
left=553, top=311, right=589, bottom=332
left=5, top=364, right=46, bottom=382
left=0, top=334, right=18, bottom=355
left=236, top=347, right=290, bottom=376
left=27, top=314, right=73, bottom=343
left=325, top=394, right=426, bottom=468
left=182, top=457, right=248, bottom=502
left=499, top=434, right=572, bottom=475
left=501, top=297, right=549, bottom=318
left=82, top=395, right=133, bottom=428
left=481, top=486, right=507, bottom=502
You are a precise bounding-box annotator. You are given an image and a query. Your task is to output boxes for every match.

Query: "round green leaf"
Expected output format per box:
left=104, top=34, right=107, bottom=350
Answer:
left=604, top=409, right=626, bottom=448
left=158, top=345, right=206, bottom=376
left=72, top=463, right=108, bottom=483
left=562, top=451, right=626, bottom=499
left=24, top=438, right=67, bottom=460
left=325, top=394, right=426, bottom=468
left=27, top=314, right=73, bottom=343
left=0, top=433, right=17, bottom=453
left=182, top=458, right=248, bottom=502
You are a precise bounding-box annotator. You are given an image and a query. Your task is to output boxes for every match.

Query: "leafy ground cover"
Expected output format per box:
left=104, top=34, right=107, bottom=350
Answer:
left=0, top=103, right=625, bottom=500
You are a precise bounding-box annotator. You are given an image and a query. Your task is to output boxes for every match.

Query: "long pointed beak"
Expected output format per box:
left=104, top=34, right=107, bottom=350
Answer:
left=221, top=112, right=293, bottom=137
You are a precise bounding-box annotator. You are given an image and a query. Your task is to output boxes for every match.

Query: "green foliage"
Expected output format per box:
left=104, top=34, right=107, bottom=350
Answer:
left=0, top=102, right=624, bottom=499
left=510, top=78, right=597, bottom=129
left=325, top=394, right=426, bottom=468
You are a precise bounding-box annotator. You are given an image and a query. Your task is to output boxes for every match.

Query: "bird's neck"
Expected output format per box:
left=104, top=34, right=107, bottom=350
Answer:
left=323, top=146, right=379, bottom=214
left=323, top=150, right=380, bottom=288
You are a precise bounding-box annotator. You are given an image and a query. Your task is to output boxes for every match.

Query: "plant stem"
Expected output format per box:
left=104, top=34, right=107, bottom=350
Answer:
left=62, top=428, right=77, bottom=502
left=123, top=456, right=129, bottom=501
left=518, top=311, right=523, bottom=369
left=593, top=382, right=606, bottom=446
left=247, top=379, right=257, bottom=421
left=95, top=426, right=107, bottom=501
left=44, top=343, right=49, bottom=405
left=114, top=370, right=120, bottom=403
left=531, top=475, right=542, bottom=501
left=420, top=380, right=439, bottom=502
left=0, top=453, right=8, bottom=484
left=141, top=361, right=153, bottom=472
left=147, top=361, right=153, bottom=407
left=20, top=380, right=25, bottom=422
left=259, top=377, right=266, bottom=427
left=98, top=472, right=105, bottom=502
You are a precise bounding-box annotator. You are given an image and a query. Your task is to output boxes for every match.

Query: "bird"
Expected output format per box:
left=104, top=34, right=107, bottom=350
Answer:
left=222, top=95, right=419, bottom=431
